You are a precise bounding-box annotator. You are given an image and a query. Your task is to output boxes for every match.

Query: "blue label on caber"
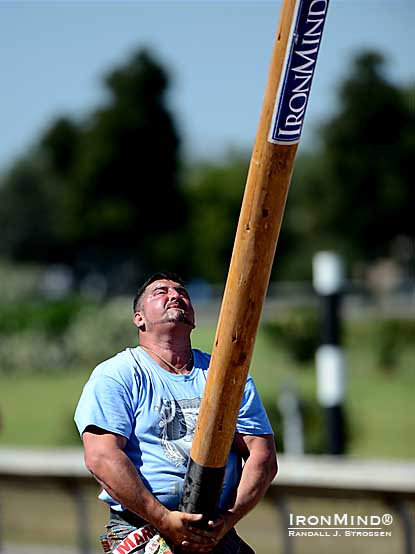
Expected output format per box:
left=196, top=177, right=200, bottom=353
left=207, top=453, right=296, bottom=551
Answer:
left=268, top=0, right=330, bottom=145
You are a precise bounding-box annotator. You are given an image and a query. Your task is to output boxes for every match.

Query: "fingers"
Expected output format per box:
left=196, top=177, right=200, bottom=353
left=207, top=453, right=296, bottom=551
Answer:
left=180, top=518, right=218, bottom=551
left=182, top=526, right=216, bottom=543
left=206, top=517, right=225, bottom=530
left=180, top=541, right=216, bottom=554
left=183, top=513, right=217, bottom=538
left=166, top=512, right=216, bottom=550
left=183, top=513, right=204, bottom=523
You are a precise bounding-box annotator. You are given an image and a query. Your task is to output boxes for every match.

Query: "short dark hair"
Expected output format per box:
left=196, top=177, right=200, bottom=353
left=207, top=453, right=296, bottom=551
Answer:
left=133, top=272, right=186, bottom=312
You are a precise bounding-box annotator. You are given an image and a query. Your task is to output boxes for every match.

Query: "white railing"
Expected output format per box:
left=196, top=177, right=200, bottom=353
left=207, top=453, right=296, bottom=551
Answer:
left=0, top=448, right=414, bottom=554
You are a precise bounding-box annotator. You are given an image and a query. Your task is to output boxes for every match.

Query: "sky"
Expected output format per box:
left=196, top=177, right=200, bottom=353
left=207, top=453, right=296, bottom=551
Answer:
left=1, top=0, right=413, bottom=171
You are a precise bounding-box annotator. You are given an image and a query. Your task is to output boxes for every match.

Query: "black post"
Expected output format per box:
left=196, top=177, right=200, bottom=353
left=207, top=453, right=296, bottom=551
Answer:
left=313, top=252, right=346, bottom=455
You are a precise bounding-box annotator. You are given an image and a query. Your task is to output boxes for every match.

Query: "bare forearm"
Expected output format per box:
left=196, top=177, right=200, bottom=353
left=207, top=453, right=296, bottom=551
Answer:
left=227, top=452, right=277, bottom=527
left=82, top=431, right=218, bottom=553
left=86, top=446, right=169, bottom=528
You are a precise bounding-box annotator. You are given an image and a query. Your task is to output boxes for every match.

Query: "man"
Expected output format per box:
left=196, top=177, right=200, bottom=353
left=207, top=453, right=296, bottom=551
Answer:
left=75, top=272, right=277, bottom=554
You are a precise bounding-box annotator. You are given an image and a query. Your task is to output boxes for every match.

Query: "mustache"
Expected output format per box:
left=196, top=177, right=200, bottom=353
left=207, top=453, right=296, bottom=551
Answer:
left=161, top=301, right=195, bottom=328
left=166, top=300, right=187, bottom=310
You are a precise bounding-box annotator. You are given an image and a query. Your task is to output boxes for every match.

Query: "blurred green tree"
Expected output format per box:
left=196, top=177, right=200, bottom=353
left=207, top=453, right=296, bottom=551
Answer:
left=66, top=49, right=186, bottom=282
left=0, top=156, right=64, bottom=263
left=0, top=49, right=186, bottom=290
left=284, top=51, right=414, bottom=276
left=184, top=51, right=414, bottom=282
left=1, top=49, right=412, bottom=286
left=183, top=153, right=248, bottom=282
left=182, top=150, right=299, bottom=282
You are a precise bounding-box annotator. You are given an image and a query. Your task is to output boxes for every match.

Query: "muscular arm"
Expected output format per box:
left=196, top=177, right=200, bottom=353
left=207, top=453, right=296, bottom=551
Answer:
left=227, top=433, right=278, bottom=526
left=82, top=426, right=215, bottom=553
left=196, top=433, right=277, bottom=545
left=83, top=427, right=167, bottom=524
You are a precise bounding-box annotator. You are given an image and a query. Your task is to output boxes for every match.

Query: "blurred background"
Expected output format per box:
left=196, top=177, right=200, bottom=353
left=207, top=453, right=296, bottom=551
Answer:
left=0, top=1, right=414, bottom=554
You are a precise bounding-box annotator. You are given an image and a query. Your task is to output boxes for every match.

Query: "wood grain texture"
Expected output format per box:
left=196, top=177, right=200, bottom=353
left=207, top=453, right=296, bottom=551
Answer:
left=191, top=0, right=299, bottom=468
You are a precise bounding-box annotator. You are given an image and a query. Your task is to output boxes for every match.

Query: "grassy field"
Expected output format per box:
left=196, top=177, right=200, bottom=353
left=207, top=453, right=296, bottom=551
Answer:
left=1, top=322, right=414, bottom=457
left=193, top=321, right=415, bottom=459
left=1, top=319, right=414, bottom=553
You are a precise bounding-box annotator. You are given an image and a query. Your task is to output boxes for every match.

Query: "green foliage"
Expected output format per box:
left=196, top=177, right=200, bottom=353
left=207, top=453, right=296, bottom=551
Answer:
left=0, top=49, right=185, bottom=288
left=0, top=296, right=87, bottom=374
left=0, top=330, right=68, bottom=375
left=285, top=52, right=414, bottom=273
left=0, top=158, right=67, bottom=264
left=0, top=298, right=84, bottom=335
left=0, top=297, right=136, bottom=374
left=373, top=318, right=415, bottom=372
left=344, top=316, right=415, bottom=374
left=0, top=316, right=414, bottom=458
left=0, top=261, right=42, bottom=302
left=63, top=50, right=185, bottom=277
left=263, top=307, right=319, bottom=363
left=181, top=53, right=414, bottom=282
left=324, top=52, right=413, bottom=258
left=64, top=297, right=137, bottom=367
left=265, top=398, right=326, bottom=455
left=183, top=152, right=248, bottom=282
left=0, top=49, right=413, bottom=286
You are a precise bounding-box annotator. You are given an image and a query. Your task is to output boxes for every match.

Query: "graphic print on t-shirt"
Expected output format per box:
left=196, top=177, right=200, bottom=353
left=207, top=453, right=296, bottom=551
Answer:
left=158, top=397, right=201, bottom=467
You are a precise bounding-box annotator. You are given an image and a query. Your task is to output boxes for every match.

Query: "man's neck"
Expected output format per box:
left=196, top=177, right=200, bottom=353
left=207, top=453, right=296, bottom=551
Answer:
left=139, top=329, right=193, bottom=369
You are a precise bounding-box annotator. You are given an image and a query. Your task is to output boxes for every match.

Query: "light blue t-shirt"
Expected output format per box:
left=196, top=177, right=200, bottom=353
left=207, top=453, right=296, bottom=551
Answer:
left=74, top=346, right=273, bottom=511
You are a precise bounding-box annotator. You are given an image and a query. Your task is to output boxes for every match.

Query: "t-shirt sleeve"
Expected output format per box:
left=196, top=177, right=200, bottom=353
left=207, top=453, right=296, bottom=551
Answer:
left=236, top=375, right=274, bottom=435
left=74, top=373, right=134, bottom=439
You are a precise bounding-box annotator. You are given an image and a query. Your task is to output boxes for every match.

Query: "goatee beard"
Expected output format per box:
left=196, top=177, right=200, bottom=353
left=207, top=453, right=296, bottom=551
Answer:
left=154, top=311, right=195, bottom=328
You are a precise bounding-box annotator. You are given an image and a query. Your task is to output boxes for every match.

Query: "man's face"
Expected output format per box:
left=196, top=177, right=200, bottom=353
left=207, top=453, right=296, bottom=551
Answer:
left=134, top=279, right=195, bottom=332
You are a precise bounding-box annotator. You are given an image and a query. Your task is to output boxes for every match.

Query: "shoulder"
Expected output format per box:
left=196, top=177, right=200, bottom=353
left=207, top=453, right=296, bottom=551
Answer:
left=191, top=350, right=257, bottom=388
left=76, top=349, right=147, bottom=416
left=88, top=348, right=146, bottom=387
left=75, top=349, right=140, bottom=438
left=193, top=348, right=211, bottom=370
left=191, top=349, right=255, bottom=386
left=91, top=348, right=133, bottom=376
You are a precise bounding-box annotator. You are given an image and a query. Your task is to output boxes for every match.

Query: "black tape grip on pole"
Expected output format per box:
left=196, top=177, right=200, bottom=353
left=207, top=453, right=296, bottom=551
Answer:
left=179, top=457, right=226, bottom=521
